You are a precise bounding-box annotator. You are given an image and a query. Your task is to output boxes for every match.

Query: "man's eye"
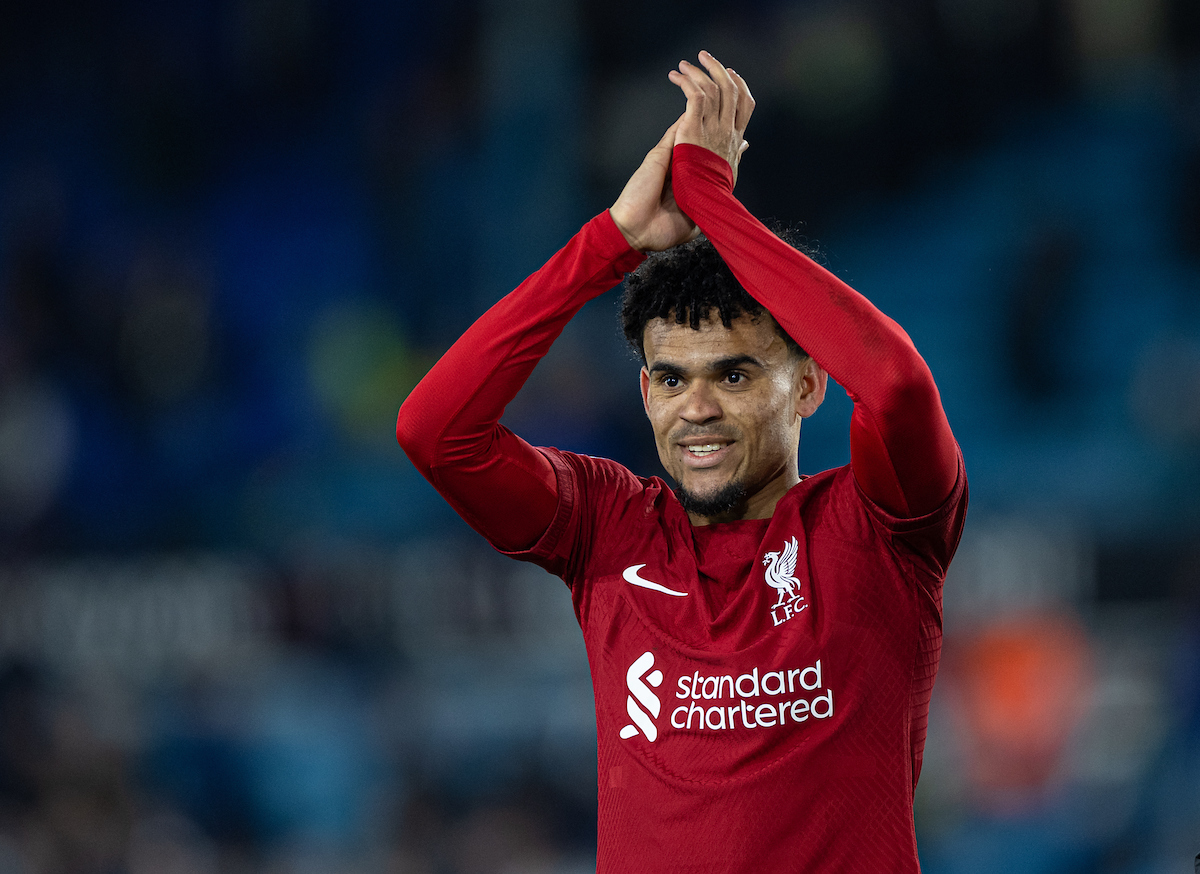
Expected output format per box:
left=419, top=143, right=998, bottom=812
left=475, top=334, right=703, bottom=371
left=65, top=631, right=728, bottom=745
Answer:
left=662, top=375, right=681, bottom=389
left=725, top=371, right=744, bottom=385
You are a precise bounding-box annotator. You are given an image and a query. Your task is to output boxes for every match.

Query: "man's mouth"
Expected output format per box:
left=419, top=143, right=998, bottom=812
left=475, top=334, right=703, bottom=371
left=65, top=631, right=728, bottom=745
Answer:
left=673, top=429, right=738, bottom=469
left=678, top=438, right=736, bottom=468
left=685, top=443, right=728, bottom=457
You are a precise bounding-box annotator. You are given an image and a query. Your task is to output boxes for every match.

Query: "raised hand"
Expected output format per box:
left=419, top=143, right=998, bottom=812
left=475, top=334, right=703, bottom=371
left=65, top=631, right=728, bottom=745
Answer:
left=609, top=118, right=701, bottom=253
left=668, top=51, right=754, bottom=183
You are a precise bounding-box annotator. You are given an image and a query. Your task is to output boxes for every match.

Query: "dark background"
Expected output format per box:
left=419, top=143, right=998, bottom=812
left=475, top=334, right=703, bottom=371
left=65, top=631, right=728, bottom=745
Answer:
left=0, top=0, right=1197, bottom=871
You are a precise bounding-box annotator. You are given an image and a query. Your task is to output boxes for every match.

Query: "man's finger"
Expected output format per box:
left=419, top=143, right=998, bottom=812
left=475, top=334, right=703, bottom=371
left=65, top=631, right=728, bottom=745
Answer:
left=667, top=67, right=705, bottom=119
left=635, top=117, right=682, bottom=181
left=727, top=67, right=755, bottom=135
left=696, top=51, right=739, bottom=129
left=673, top=59, right=720, bottom=119
left=655, top=118, right=682, bottom=151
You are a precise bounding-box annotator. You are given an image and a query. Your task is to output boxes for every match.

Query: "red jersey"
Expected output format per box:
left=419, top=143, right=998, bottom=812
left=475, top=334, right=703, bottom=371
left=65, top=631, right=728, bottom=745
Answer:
left=397, top=143, right=967, bottom=872
left=510, top=449, right=965, bottom=873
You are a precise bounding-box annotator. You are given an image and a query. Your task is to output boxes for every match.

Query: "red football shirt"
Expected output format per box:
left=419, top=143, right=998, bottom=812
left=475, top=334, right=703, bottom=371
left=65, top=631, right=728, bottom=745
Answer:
left=508, top=449, right=965, bottom=873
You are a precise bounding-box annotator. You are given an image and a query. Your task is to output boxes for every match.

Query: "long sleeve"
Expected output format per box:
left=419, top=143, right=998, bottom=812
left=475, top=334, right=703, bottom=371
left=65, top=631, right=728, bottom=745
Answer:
left=396, top=211, right=645, bottom=551
left=670, top=143, right=960, bottom=518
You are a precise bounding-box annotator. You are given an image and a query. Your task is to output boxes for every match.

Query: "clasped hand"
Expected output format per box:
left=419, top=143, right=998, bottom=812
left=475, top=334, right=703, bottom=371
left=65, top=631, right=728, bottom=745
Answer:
left=610, top=51, right=754, bottom=253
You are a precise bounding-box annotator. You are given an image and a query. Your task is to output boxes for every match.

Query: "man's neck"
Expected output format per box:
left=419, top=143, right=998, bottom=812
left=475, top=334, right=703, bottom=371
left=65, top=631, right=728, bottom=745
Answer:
left=685, top=472, right=799, bottom=526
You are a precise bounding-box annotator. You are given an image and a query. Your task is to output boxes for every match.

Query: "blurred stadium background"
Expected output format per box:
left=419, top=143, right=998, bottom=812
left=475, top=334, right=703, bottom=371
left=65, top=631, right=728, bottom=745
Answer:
left=0, top=0, right=1198, bottom=871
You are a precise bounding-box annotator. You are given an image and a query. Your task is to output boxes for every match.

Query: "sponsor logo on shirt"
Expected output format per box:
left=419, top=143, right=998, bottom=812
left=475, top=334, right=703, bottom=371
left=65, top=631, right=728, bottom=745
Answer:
left=671, top=659, right=832, bottom=731
left=763, top=536, right=807, bottom=626
left=619, top=651, right=834, bottom=742
left=620, top=651, right=663, bottom=741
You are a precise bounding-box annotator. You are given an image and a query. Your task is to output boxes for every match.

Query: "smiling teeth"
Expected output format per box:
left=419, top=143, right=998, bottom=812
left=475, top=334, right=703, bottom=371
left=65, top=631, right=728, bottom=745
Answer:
left=688, top=444, right=725, bottom=455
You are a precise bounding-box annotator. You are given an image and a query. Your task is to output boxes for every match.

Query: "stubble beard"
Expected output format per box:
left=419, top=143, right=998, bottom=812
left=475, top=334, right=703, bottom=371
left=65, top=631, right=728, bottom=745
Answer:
left=675, top=479, right=749, bottom=520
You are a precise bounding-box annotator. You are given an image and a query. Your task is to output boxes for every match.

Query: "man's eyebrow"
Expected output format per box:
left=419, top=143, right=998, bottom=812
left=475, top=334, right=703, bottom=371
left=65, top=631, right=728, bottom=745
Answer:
left=647, top=354, right=765, bottom=376
left=647, top=360, right=684, bottom=377
left=710, top=355, right=765, bottom=372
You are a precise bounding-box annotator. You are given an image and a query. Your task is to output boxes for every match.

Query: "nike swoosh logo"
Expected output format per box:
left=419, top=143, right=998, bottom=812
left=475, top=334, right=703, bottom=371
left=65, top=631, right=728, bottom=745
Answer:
left=622, top=564, right=688, bottom=597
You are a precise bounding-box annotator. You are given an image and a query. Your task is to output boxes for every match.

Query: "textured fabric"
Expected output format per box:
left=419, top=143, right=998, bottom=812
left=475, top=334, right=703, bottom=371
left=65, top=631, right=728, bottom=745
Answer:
left=509, top=448, right=965, bottom=873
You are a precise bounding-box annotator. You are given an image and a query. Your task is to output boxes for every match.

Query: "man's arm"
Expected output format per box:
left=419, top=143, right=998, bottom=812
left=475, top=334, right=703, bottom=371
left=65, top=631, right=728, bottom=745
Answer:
left=397, top=124, right=695, bottom=551
left=668, top=53, right=960, bottom=518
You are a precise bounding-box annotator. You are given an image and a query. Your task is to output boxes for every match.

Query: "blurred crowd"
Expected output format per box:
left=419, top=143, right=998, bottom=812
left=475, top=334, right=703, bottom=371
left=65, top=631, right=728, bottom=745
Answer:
left=0, top=0, right=1198, bottom=871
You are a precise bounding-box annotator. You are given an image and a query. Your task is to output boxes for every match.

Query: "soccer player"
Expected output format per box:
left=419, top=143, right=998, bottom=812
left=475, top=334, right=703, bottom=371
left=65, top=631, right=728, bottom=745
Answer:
left=397, top=51, right=967, bottom=873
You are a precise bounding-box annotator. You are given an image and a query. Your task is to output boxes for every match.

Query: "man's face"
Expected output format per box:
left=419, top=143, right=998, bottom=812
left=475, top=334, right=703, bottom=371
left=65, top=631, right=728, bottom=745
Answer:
left=639, top=312, right=826, bottom=525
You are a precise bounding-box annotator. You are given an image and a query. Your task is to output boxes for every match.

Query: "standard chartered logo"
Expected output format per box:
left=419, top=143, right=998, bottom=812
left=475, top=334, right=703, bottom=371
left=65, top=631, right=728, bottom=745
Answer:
left=670, top=660, right=832, bottom=732
left=619, top=654, right=835, bottom=741
left=619, top=651, right=663, bottom=742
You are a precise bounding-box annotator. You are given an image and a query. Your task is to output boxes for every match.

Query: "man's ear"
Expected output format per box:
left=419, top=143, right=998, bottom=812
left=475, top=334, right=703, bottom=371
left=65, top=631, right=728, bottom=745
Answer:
left=640, top=367, right=651, bottom=417
left=794, top=357, right=827, bottom=419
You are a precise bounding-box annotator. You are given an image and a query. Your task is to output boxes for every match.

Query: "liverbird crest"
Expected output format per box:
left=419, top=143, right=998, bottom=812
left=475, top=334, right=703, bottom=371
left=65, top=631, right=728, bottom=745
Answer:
left=762, top=536, right=802, bottom=607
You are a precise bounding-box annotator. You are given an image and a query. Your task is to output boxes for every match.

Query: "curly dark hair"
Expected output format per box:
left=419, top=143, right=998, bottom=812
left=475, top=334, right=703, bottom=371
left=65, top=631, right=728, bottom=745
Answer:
left=619, top=230, right=812, bottom=363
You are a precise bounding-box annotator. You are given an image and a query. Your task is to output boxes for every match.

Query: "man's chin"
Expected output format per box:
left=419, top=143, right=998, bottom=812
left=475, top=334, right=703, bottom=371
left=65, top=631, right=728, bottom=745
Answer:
left=675, top=479, right=749, bottom=520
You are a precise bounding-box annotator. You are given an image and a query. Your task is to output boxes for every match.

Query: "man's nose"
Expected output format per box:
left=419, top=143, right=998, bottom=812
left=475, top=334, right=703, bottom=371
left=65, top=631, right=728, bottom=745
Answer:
left=680, top=381, right=722, bottom=423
